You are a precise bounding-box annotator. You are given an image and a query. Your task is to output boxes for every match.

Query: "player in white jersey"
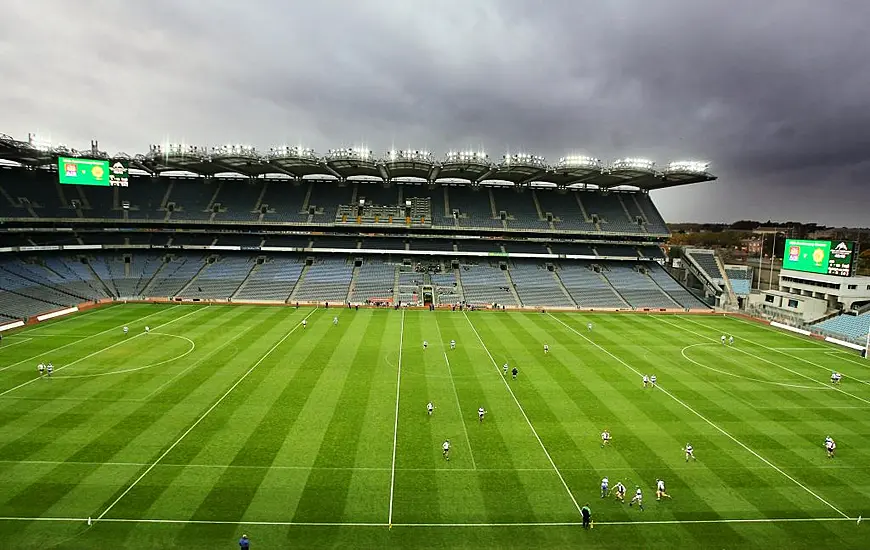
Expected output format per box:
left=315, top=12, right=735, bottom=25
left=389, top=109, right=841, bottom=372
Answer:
left=478, top=407, right=486, bottom=422
left=684, top=443, right=696, bottom=462
left=600, top=430, right=611, bottom=448
left=825, top=437, right=836, bottom=458
left=427, top=402, right=434, bottom=416
left=614, top=482, right=626, bottom=502
left=145, top=326, right=150, bottom=334
left=442, top=440, right=450, bottom=461
left=302, top=319, right=307, bottom=329
left=450, top=339, right=456, bottom=350
left=650, top=375, right=657, bottom=387
left=721, top=335, right=726, bottom=345
left=503, top=363, right=509, bottom=376
left=831, top=372, right=842, bottom=385
left=629, top=487, right=644, bottom=510
left=642, top=375, right=649, bottom=388
left=423, top=340, right=428, bottom=350
left=46, top=364, right=53, bottom=377
left=587, top=322, right=593, bottom=331
left=333, top=317, right=338, bottom=326
left=123, top=326, right=128, bottom=335
left=543, top=344, right=549, bottom=354
left=38, top=363, right=45, bottom=376
left=600, top=477, right=609, bottom=498
left=729, top=335, right=734, bottom=345
left=656, top=479, right=671, bottom=500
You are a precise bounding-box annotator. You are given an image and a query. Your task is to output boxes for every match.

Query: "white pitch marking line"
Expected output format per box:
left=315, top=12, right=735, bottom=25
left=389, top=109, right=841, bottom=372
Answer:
left=3, top=459, right=865, bottom=472
left=548, top=313, right=852, bottom=520
left=0, top=516, right=856, bottom=527
left=680, top=343, right=829, bottom=390
left=387, top=309, right=405, bottom=528
left=0, top=307, right=205, bottom=398
left=0, top=338, right=32, bottom=350
left=95, top=308, right=318, bottom=521
left=56, top=333, right=196, bottom=379
left=724, top=315, right=870, bottom=375
left=464, top=311, right=583, bottom=518
left=0, top=304, right=185, bottom=373
left=433, top=315, right=477, bottom=470
left=137, top=315, right=275, bottom=402
left=662, top=316, right=870, bottom=401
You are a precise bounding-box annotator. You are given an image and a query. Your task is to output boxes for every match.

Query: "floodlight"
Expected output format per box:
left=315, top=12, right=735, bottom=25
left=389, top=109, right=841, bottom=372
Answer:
left=557, top=155, right=601, bottom=170
left=501, top=152, right=547, bottom=168
left=611, top=158, right=655, bottom=171
left=666, top=160, right=709, bottom=174
left=268, top=145, right=317, bottom=160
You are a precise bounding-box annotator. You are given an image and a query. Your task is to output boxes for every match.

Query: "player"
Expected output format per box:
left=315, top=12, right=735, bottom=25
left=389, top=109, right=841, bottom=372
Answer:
left=478, top=407, right=486, bottom=422
left=302, top=319, right=307, bottom=329
left=729, top=335, right=734, bottom=346
left=46, top=363, right=53, bottom=377
left=643, top=374, right=649, bottom=388
left=831, top=371, right=842, bottom=385
left=423, top=340, right=428, bottom=350
left=442, top=439, right=450, bottom=461
left=600, top=477, right=609, bottom=498
left=503, top=363, right=509, bottom=376
left=543, top=344, right=549, bottom=354
left=450, top=339, right=456, bottom=350
left=825, top=436, right=836, bottom=458
left=629, top=487, right=644, bottom=510
left=123, top=326, right=128, bottom=335
left=333, top=316, right=338, bottom=326
left=427, top=402, right=434, bottom=416
left=587, top=322, right=593, bottom=331
left=601, top=430, right=612, bottom=448
left=721, top=334, right=726, bottom=345
left=38, top=363, right=45, bottom=377
left=650, top=374, right=657, bottom=387
left=614, top=481, right=626, bottom=502
left=145, top=326, right=150, bottom=334
left=684, top=443, right=696, bottom=462
left=511, top=366, right=518, bottom=380
left=656, top=479, right=671, bottom=500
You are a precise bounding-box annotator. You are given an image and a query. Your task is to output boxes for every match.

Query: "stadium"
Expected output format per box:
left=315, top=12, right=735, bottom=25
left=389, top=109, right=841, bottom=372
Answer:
left=0, top=132, right=867, bottom=549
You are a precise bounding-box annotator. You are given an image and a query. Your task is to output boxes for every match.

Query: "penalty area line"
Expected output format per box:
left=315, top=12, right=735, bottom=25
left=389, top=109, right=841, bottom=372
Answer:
left=0, top=516, right=858, bottom=527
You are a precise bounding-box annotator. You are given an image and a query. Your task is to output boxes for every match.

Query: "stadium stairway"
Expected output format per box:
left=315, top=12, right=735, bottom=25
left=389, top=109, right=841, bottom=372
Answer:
left=640, top=267, right=682, bottom=308
left=288, top=262, right=312, bottom=303
left=85, top=259, right=117, bottom=297
left=715, top=253, right=738, bottom=307
left=503, top=268, right=524, bottom=307
left=173, top=258, right=212, bottom=297
left=392, top=268, right=400, bottom=304
left=345, top=262, right=361, bottom=304
left=553, top=269, right=578, bottom=307
left=230, top=260, right=261, bottom=300
left=599, top=267, right=632, bottom=308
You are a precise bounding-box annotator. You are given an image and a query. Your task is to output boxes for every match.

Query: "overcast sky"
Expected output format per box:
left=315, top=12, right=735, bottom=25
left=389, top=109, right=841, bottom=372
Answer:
left=1, top=0, right=869, bottom=226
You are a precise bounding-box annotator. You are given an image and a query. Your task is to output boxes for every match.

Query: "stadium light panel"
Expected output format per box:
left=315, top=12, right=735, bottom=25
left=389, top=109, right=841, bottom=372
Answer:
left=557, top=155, right=601, bottom=170
left=667, top=160, right=709, bottom=174
left=611, top=157, right=655, bottom=171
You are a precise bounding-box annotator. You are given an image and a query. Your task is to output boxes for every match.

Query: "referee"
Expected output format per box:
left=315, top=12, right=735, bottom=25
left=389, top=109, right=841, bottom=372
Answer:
left=581, top=504, right=592, bottom=529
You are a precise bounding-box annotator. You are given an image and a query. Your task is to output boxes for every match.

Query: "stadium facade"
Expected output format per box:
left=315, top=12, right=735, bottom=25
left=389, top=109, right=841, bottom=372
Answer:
left=0, top=132, right=718, bottom=326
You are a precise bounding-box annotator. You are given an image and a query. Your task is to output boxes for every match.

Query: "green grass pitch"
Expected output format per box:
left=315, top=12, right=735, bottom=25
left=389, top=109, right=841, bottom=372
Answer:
left=0, top=303, right=867, bottom=548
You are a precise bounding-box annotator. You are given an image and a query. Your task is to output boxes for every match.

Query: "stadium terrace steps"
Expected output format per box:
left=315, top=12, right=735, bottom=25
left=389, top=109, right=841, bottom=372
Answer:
left=350, top=260, right=397, bottom=303
left=235, top=257, right=304, bottom=302
left=290, top=257, right=354, bottom=303
left=178, top=256, right=256, bottom=300
left=508, top=263, right=575, bottom=308
left=556, top=265, right=628, bottom=309
left=601, top=264, right=678, bottom=309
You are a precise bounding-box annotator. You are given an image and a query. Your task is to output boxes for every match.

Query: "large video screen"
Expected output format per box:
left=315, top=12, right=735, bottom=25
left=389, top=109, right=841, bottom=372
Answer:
left=58, top=157, right=128, bottom=187
left=783, top=239, right=856, bottom=277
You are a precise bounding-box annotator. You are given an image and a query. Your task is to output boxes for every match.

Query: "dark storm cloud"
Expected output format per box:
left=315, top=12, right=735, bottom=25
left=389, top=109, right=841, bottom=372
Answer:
left=1, top=0, right=869, bottom=225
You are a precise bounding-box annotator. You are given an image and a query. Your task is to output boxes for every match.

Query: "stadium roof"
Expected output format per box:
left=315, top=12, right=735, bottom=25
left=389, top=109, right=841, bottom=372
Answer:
left=0, top=133, right=716, bottom=190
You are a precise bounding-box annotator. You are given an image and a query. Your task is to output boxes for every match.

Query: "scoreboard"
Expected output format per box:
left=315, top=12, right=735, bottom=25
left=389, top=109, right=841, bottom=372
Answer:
left=782, top=239, right=857, bottom=277
left=58, top=157, right=128, bottom=187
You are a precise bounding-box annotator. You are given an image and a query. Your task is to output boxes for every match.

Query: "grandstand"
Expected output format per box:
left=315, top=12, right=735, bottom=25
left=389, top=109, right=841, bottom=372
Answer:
left=0, top=133, right=719, bottom=323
